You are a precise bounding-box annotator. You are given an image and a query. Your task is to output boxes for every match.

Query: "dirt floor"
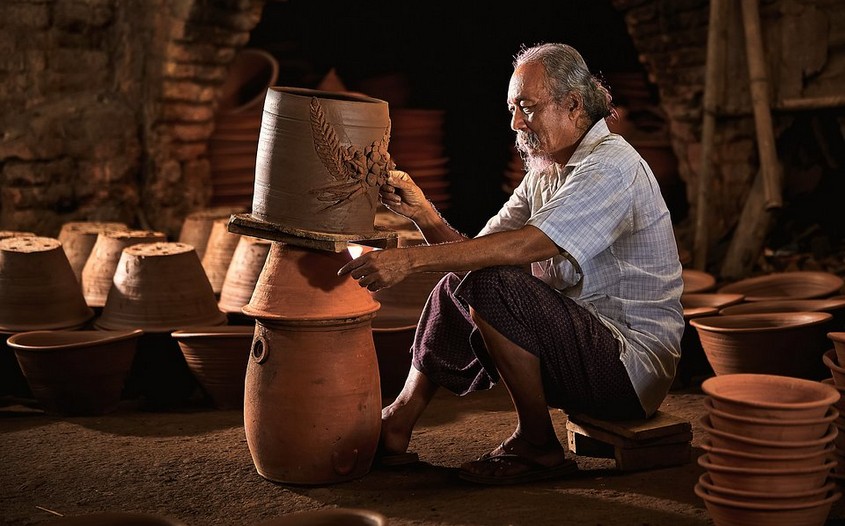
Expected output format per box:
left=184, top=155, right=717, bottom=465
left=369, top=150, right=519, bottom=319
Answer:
left=3, top=377, right=845, bottom=526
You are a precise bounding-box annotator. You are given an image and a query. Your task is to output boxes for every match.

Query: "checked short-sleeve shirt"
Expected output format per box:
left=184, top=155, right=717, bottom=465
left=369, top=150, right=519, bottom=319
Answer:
left=477, top=119, right=684, bottom=415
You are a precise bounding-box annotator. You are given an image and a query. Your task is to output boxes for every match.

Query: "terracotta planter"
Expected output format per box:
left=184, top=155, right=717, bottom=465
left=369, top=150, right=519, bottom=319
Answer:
left=829, top=331, right=845, bottom=366
left=218, top=236, right=272, bottom=315
left=40, top=511, right=188, bottom=526
left=57, top=221, right=128, bottom=282
left=95, top=242, right=227, bottom=332
left=0, top=236, right=95, bottom=332
left=700, top=439, right=836, bottom=471
left=700, top=414, right=837, bottom=457
left=701, top=373, right=839, bottom=420
left=7, top=329, right=142, bottom=415
left=704, top=397, right=838, bottom=442
left=690, top=313, right=834, bottom=379
left=698, top=471, right=836, bottom=505
left=822, top=349, right=845, bottom=387
left=698, top=453, right=836, bottom=493
left=821, top=378, right=845, bottom=416
left=178, top=206, right=246, bottom=260
left=717, top=271, right=844, bottom=302
left=217, top=48, right=279, bottom=114
left=81, top=230, right=167, bottom=308
left=694, top=481, right=840, bottom=526
left=243, top=243, right=380, bottom=321
left=0, top=230, right=35, bottom=239
left=682, top=269, right=716, bottom=293
left=251, top=87, right=393, bottom=235
left=171, top=326, right=254, bottom=410
left=201, top=218, right=242, bottom=295
left=254, top=508, right=387, bottom=526
left=720, top=297, right=845, bottom=337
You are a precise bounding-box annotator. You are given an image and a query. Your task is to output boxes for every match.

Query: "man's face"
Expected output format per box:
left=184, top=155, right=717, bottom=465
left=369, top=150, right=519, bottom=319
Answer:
left=507, top=62, right=581, bottom=172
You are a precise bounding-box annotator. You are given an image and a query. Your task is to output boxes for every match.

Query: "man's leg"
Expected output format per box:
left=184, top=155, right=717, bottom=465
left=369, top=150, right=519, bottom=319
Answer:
left=380, top=367, right=439, bottom=456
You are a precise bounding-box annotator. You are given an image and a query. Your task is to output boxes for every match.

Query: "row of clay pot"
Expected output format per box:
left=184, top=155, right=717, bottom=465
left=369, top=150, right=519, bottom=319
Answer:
left=696, top=373, right=841, bottom=525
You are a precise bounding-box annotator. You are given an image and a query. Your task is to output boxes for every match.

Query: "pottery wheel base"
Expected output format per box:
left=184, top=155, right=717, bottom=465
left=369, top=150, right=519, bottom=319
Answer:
left=227, top=213, right=398, bottom=252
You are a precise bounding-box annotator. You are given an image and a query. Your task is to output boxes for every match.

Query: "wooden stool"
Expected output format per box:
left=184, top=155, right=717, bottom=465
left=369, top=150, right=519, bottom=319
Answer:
left=565, top=410, right=692, bottom=471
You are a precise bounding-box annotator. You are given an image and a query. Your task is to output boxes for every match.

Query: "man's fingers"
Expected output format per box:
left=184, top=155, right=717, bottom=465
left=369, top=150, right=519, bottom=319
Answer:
left=337, top=258, right=363, bottom=276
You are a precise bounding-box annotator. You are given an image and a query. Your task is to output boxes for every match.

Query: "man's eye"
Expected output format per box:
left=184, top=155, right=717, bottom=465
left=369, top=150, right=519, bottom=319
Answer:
left=521, top=106, right=533, bottom=115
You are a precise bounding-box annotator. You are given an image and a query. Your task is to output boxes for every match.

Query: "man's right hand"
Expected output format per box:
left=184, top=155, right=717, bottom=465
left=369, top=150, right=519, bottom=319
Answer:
left=379, top=170, right=429, bottom=222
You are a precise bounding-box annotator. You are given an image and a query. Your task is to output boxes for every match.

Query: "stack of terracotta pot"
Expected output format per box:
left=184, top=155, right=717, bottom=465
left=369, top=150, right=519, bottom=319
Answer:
left=696, top=373, right=841, bottom=525
left=823, top=332, right=845, bottom=485
left=389, top=108, right=451, bottom=211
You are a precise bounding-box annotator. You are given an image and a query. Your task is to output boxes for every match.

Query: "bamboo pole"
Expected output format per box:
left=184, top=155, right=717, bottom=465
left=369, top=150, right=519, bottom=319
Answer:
left=775, top=95, right=845, bottom=111
left=693, top=0, right=729, bottom=270
left=740, top=0, right=782, bottom=210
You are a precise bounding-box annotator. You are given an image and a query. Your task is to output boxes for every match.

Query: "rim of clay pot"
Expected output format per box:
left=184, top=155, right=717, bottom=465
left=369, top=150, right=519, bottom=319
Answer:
left=254, top=507, right=388, bottom=526
left=682, top=269, right=717, bottom=293
left=681, top=293, right=746, bottom=309
left=717, top=271, right=845, bottom=301
left=690, top=312, right=833, bottom=333
left=694, top=480, right=841, bottom=511
left=701, top=373, right=840, bottom=410
left=719, top=297, right=845, bottom=316
left=829, top=331, right=845, bottom=344
left=699, top=414, right=838, bottom=449
left=698, top=452, right=837, bottom=476
left=822, top=377, right=845, bottom=393
left=268, top=85, right=387, bottom=105
left=683, top=306, right=719, bottom=320
left=700, top=439, right=836, bottom=462
left=704, top=397, right=839, bottom=426
left=218, top=48, right=280, bottom=114
left=698, top=471, right=836, bottom=501
left=171, top=326, right=254, bottom=339
left=822, top=348, right=845, bottom=373
left=7, top=329, right=144, bottom=350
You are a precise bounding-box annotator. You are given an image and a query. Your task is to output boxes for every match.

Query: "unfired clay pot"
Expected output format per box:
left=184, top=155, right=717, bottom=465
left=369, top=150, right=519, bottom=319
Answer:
left=201, top=218, right=242, bottom=295
left=7, top=329, right=142, bottom=415
left=717, top=271, right=845, bottom=302
left=57, top=221, right=128, bottom=282
left=704, top=397, right=838, bottom=442
left=698, top=471, right=836, bottom=505
left=0, top=236, right=94, bottom=332
left=697, top=453, right=835, bottom=493
left=700, top=439, right=836, bottom=471
left=681, top=293, right=746, bottom=310
left=0, top=230, right=35, bottom=239
left=682, top=269, right=717, bottom=293
left=827, top=331, right=845, bottom=365
left=700, top=413, right=837, bottom=458
left=178, top=206, right=245, bottom=260
left=218, top=235, right=271, bottom=318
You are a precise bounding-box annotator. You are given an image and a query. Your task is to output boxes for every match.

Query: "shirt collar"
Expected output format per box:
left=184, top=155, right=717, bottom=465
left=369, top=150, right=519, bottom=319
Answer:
left=562, top=118, right=612, bottom=169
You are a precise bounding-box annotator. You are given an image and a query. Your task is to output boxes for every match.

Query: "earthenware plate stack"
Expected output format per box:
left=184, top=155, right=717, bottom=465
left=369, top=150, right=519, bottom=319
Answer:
left=696, top=373, right=841, bottom=525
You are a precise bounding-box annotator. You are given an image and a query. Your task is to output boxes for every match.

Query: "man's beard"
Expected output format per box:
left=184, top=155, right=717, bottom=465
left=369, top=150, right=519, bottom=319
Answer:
left=515, top=131, right=554, bottom=174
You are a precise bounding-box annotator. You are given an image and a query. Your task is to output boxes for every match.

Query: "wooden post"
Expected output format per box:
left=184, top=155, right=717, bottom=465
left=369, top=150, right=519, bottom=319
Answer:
left=720, top=168, right=775, bottom=279
left=741, top=0, right=782, bottom=210
left=694, top=0, right=730, bottom=270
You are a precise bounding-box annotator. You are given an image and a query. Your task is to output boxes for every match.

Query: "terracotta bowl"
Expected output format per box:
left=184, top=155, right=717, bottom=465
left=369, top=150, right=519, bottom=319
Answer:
left=41, top=511, right=188, bottom=525
left=697, top=453, right=836, bottom=493
left=720, top=297, right=845, bottom=337
left=717, top=271, right=845, bottom=302
left=171, top=326, right=254, bottom=410
left=682, top=269, right=716, bottom=293
left=217, top=48, right=280, bottom=114
left=0, top=236, right=95, bottom=332
left=254, top=508, right=387, bottom=526
left=201, top=218, right=242, bottom=295
left=57, top=221, right=128, bottom=282
left=701, top=373, right=839, bottom=420
left=704, top=397, right=838, bottom=442
left=822, top=378, right=845, bottom=415
left=700, top=414, right=837, bottom=457
left=81, top=230, right=167, bottom=308
left=694, top=482, right=840, bottom=526
left=243, top=243, right=379, bottom=321
left=7, top=329, right=142, bottom=415
left=681, top=293, right=745, bottom=310
left=700, top=439, right=836, bottom=471
left=698, top=471, right=836, bottom=505
left=218, top=236, right=271, bottom=314
left=675, top=306, right=718, bottom=388
left=822, top=349, right=845, bottom=387
left=95, top=242, right=227, bottom=332
left=689, top=312, right=834, bottom=379
left=830, top=332, right=845, bottom=366
left=177, top=206, right=245, bottom=260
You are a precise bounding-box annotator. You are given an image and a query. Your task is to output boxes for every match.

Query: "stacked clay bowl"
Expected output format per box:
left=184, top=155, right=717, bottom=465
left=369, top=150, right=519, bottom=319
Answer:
left=717, top=271, right=844, bottom=302
left=682, top=269, right=717, bottom=293
left=719, top=297, right=845, bottom=335
left=823, top=331, right=845, bottom=484
left=696, top=374, right=841, bottom=525
left=689, top=312, right=833, bottom=379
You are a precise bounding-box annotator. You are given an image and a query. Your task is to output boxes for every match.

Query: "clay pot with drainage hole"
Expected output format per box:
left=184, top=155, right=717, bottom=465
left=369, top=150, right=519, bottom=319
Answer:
left=218, top=236, right=271, bottom=323
left=201, top=218, right=242, bottom=295
left=57, top=221, right=128, bottom=282
left=701, top=373, right=839, bottom=420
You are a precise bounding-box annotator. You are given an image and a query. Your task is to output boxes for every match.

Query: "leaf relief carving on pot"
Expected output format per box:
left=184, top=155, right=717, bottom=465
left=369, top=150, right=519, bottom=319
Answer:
left=309, top=97, right=394, bottom=211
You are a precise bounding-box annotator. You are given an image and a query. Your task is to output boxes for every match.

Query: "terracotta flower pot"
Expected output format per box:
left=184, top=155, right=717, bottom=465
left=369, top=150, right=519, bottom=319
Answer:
left=41, top=511, right=189, bottom=526
left=700, top=439, right=836, bottom=471
left=7, top=329, right=142, bottom=415
left=201, top=218, right=242, bottom=295
left=254, top=508, right=387, bottom=526
left=821, top=378, right=845, bottom=416
left=697, top=453, right=836, bottom=493
left=682, top=269, right=716, bottom=293
left=171, top=326, right=254, bottom=410
left=704, top=397, right=838, bottom=442
left=57, top=221, right=128, bottom=282
left=694, top=480, right=840, bottom=526
left=0, top=230, right=35, bottom=239
left=0, top=236, right=95, bottom=332
left=218, top=235, right=271, bottom=316
left=690, top=312, right=834, bottom=379
left=95, top=242, right=227, bottom=332
left=719, top=297, right=845, bottom=338
left=217, top=48, right=280, bottom=114
left=700, top=414, right=837, bottom=457
left=81, top=230, right=167, bottom=308
left=717, top=271, right=845, bottom=302
left=178, top=206, right=245, bottom=260
left=822, top=349, right=845, bottom=387
left=829, top=332, right=845, bottom=366
left=698, top=471, right=836, bottom=505
left=701, top=373, right=839, bottom=420
left=681, top=293, right=745, bottom=310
